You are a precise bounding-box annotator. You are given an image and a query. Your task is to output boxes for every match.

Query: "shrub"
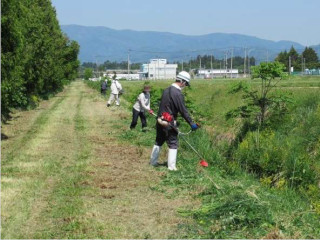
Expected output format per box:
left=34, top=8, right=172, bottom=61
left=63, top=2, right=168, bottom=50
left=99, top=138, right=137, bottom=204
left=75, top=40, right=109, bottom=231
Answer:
left=232, top=92, right=320, bottom=189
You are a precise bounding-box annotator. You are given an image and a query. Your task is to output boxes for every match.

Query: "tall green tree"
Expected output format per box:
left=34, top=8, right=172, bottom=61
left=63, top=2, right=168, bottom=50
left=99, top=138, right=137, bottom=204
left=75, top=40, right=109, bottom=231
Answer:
left=62, top=39, right=80, bottom=82
left=275, top=51, right=289, bottom=71
left=1, top=0, right=28, bottom=120
left=1, top=0, right=80, bottom=122
left=302, top=47, right=319, bottom=69
left=84, top=68, right=93, bottom=80
left=288, top=46, right=300, bottom=71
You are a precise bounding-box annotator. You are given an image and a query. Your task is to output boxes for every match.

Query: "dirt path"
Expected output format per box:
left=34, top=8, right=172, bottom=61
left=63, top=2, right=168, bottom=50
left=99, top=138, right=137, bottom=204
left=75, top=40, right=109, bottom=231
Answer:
left=1, top=81, right=195, bottom=239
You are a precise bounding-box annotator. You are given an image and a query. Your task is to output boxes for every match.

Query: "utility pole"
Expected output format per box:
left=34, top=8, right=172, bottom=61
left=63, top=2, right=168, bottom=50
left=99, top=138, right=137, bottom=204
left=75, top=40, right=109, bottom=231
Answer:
left=230, top=48, right=233, bottom=78
left=301, top=54, right=304, bottom=75
left=127, top=49, right=130, bottom=80
left=225, top=51, right=228, bottom=78
left=164, top=61, right=166, bottom=79
left=289, top=56, right=291, bottom=75
left=244, top=47, right=247, bottom=77
left=211, top=54, right=213, bottom=79
left=248, top=55, right=250, bottom=75
left=95, top=57, right=99, bottom=78
left=267, top=50, right=269, bottom=63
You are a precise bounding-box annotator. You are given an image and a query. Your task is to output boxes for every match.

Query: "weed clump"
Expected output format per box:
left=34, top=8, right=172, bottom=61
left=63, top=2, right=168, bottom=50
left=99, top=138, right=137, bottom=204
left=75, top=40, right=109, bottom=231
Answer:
left=182, top=192, right=273, bottom=238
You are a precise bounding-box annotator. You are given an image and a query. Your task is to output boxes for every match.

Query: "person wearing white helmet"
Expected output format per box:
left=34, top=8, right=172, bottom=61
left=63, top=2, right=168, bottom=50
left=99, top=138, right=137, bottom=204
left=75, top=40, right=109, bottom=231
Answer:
left=107, top=78, right=122, bottom=107
left=150, top=71, right=199, bottom=171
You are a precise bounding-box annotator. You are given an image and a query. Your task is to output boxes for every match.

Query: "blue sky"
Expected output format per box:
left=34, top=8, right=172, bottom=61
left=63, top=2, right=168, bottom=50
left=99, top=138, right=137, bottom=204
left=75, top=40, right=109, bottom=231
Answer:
left=51, top=0, right=320, bottom=46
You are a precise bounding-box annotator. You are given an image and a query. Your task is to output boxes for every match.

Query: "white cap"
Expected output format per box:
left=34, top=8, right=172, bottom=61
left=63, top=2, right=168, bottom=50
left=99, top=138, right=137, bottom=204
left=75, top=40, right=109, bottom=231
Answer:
left=176, top=71, right=191, bottom=86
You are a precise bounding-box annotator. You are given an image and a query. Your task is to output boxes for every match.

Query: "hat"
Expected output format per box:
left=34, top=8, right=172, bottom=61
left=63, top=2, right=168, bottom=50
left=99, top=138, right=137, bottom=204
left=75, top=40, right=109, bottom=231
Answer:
left=143, top=85, right=151, bottom=92
left=176, top=71, right=191, bottom=86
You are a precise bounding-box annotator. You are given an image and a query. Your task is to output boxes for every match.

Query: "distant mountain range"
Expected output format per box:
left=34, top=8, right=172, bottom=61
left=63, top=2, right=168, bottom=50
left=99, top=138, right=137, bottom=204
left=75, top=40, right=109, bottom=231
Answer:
left=61, top=25, right=318, bottom=64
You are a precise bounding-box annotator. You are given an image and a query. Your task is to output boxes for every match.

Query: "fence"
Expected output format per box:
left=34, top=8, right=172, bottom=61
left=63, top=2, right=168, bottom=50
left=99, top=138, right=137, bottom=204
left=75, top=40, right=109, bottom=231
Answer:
left=291, top=69, right=320, bottom=76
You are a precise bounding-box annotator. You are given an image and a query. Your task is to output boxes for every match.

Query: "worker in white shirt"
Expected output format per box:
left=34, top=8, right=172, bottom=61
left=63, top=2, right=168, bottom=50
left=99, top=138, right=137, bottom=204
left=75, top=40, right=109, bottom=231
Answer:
left=130, top=85, right=154, bottom=131
left=107, top=79, right=122, bottom=107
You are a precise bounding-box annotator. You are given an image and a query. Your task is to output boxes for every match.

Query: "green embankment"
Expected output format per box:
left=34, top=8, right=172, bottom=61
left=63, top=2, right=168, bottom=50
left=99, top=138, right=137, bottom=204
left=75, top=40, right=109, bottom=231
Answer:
left=112, top=75, right=320, bottom=238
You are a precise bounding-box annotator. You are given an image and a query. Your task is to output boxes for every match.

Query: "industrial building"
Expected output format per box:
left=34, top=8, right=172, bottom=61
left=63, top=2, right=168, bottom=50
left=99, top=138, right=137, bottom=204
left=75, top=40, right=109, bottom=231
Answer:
left=139, top=59, right=178, bottom=80
left=197, top=69, right=239, bottom=78
left=104, top=73, right=139, bottom=80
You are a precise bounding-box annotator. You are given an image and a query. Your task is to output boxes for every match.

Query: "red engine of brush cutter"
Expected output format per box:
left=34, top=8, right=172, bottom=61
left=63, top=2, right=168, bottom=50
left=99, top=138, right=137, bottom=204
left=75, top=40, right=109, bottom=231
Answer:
left=161, top=112, right=173, bottom=122
left=199, top=159, right=209, bottom=167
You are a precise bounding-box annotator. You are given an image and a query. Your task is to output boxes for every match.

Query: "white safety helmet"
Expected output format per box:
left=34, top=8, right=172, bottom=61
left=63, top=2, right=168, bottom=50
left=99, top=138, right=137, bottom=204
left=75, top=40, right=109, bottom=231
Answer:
left=176, top=71, right=191, bottom=86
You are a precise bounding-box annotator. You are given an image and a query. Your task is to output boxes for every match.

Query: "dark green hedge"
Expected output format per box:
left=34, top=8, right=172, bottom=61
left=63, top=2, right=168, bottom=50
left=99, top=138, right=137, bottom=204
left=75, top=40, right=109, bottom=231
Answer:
left=1, top=0, right=80, bottom=121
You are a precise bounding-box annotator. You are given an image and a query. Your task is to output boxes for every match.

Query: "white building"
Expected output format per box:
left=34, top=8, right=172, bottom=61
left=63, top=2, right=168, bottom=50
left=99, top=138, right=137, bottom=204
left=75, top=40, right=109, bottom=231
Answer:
left=139, top=59, right=178, bottom=80
left=88, top=77, right=102, bottom=81
left=104, top=73, right=139, bottom=80
left=197, top=69, right=239, bottom=78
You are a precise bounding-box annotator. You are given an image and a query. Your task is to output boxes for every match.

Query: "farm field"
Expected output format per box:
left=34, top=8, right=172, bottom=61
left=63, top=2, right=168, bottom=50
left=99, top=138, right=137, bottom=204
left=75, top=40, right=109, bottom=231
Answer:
left=1, top=76, right=320, bottom=238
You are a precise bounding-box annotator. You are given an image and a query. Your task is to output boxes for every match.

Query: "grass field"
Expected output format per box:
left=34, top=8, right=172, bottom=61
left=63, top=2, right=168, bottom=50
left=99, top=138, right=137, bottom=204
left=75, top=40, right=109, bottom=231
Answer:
left=1, top=76, right=319, bottom=238
left=117, top=75, right=320, bottom=238
left=1, top=81, right=198, bottom=238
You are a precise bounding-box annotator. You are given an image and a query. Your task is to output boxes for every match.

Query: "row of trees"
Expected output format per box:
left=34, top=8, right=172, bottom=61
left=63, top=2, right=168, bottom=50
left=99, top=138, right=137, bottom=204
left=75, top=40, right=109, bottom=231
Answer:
left=174, top=55, right=255, bottom=73
left=1, top=0, right=80, bottom=122
left=82, top=61, right=141, bottom=71
left=275, top=46, right=319, bottom=72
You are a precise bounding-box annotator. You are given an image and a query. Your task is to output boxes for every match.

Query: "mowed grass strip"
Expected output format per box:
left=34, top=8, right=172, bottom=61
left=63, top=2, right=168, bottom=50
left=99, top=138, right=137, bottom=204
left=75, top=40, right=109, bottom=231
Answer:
left=33, top=89, right=98, bottom=239
left=1, top=82, right=95, bottom=238
left=2, top=80, right=197, bottom=239
left=1, top=89, right=71, bottom=238
left=76, top=81, right=199, bottom=239
left=2, top=95, right=65, bottom=165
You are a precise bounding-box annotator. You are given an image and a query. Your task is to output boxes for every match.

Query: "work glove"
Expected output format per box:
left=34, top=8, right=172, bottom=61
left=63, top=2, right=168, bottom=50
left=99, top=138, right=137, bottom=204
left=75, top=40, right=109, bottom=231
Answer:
left=191, top=123, right=199, bottom=131
left=148, top=109, right=154, bottom=115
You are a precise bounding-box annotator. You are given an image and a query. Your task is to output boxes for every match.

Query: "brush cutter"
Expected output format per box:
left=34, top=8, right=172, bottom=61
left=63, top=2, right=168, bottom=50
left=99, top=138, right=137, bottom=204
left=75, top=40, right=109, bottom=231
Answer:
left=177, top=130, right=209, bottom=167
left=151, top=112, right=209, bottom=167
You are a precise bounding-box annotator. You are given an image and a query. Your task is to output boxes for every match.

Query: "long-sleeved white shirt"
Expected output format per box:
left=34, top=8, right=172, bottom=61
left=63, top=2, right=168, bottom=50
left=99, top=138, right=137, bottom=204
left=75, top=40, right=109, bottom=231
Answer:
left=110, top=80, right=122, bottom=94
left=133, top=92, right=150, bottom=112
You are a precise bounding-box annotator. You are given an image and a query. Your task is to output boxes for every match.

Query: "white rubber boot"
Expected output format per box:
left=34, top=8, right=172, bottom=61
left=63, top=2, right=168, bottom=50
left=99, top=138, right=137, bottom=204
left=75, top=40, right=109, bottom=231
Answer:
left=168, top=149, right=178, bottom=171
left=150, top=145, right=161, bottom=166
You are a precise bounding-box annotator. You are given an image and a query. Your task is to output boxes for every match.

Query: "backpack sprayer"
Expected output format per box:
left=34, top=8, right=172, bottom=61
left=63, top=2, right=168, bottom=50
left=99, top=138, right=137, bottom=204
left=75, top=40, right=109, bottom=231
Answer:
left=152, top=112, right=209, bottom=167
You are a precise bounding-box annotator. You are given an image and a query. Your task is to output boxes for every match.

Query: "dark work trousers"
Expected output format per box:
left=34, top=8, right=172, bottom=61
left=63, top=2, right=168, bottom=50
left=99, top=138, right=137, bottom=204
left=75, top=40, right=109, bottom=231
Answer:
left=130, top=108, right=147, bottom=129
left=155, top=122, right=178, bottom=149
left=101, top=88, right=106, bottom=96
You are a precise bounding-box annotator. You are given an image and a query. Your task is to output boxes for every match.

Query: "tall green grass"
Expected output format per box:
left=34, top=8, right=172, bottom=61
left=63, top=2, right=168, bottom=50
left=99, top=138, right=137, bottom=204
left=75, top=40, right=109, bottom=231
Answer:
left=163, top=129, right=320, bottom=238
